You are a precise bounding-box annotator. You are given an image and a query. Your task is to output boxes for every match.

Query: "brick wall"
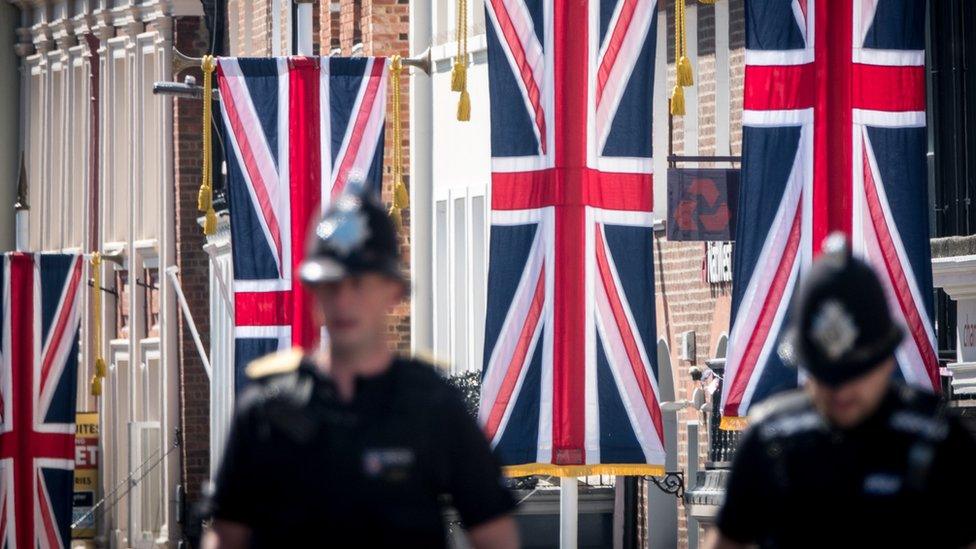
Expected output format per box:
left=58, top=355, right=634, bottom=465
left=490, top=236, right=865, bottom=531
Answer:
left=173, top=16, right=212, bottom=502
left=646, top=1, right=744, bottom=547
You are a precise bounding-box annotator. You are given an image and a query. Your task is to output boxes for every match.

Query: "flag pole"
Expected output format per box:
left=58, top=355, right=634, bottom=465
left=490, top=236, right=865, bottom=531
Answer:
left=560, top=477, right=578, bottom=548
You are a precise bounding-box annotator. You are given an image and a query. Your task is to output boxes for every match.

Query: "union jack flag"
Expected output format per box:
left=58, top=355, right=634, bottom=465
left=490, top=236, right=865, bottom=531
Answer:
left=479, top=0, right=664, bottom=474
left=722, top=0, right=938, bottom=426
left=0, top=253, right=82, bottom=548
left=217, top=57, right=388, bottom=390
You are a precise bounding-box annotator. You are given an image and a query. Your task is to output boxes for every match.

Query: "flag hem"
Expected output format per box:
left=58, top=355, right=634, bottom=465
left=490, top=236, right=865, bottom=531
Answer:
left=503, top=463, right=665, bottom=478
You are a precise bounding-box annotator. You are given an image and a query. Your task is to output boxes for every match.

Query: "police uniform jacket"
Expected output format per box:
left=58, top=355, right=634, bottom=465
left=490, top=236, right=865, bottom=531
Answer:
left=716, top=382, right=976, bottom=548
left=209, top=351, right=516, bottom=547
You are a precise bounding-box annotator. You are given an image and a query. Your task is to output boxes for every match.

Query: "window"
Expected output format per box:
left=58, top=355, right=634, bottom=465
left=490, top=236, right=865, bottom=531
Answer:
left=435, top=200, right=450, bottom=361
left=106, top=40, right=131, bottom=244
left=929, top=0, right=976, bottom=239
left=209, top=238, right=236, bottom=478
left=927, top=1, right=976, bottom=358
left=132, top=340, right=163, bottom=546
left=433, top=192, right=490, bottom=374
left=107, top=342, right=131, bottom=537
left=453, top=197, right=468, bottom=372
left=137, top=35, right=162, bottom=240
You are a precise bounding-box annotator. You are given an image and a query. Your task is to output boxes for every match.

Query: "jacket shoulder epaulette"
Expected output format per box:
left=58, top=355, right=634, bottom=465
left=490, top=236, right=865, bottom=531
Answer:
left=748, top=389, right=813, bottom=424
left=245, top=348, right=304, bottom=380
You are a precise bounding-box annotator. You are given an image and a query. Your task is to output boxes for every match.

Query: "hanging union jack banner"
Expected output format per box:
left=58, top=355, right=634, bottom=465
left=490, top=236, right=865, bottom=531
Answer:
left=218, top=57, right=388, bottom=390
left=722, top=0, right=938, bottom=427
left=479, top=0, right=664, bottom=475
left=0, top=253, right=82, bottom=548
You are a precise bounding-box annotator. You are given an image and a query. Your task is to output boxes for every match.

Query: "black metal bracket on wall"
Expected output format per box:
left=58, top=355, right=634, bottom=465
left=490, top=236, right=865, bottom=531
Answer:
left=648, top=471, right=685, bottom=499
left=87, top=279, right=117, bottom=297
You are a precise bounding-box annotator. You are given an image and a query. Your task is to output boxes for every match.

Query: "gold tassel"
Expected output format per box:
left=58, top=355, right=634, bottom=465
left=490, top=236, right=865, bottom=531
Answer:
left=90, top=253, right=106, bottom=397
left=200, top=54, right=217, bottom=235
left=677, top=55, right=694, bottom=86
left=453, top=0, right=471, bottom=121
left=393, top=177, right=409, bottom=210
left=674, top=0, right=694, bottom=88
left=457, top=89, right=471, bottom=121
left=451, top=60, right=467, bottom=92
left=670, top=85, right=685, bottom=116
left=389, top=56, right=407, bottom=227
left=197, top=183, right=212, bottom=212
left=205, top=207, right=218, bottom=235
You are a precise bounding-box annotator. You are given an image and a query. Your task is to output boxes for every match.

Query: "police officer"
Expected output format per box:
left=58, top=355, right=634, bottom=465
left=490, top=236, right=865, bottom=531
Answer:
left=707, top=235, right=976, bottom=549
left=204, top=193, right=519, bottom=548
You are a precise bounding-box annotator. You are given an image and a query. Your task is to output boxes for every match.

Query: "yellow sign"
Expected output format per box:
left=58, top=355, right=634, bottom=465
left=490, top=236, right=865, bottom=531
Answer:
left=73, top=412, right=99, bottom=539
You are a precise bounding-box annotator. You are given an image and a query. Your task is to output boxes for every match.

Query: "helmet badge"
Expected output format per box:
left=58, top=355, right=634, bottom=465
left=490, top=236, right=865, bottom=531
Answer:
left=315, top=196, right=372, bottom=258
left=810, top=299, right=859, bottom=362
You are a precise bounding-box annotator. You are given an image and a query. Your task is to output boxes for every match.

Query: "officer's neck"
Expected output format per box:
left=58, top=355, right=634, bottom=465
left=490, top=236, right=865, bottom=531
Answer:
left=323, top=345, right=394, bottom=402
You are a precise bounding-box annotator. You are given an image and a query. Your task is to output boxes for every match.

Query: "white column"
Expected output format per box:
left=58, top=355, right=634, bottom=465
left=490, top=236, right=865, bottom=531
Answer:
left=714, top=0, right=731, bottom=157
left=685, top=2, right=699, bottom=162
left=409, top=0, right=433, bottom=353
left=560, top=477, right=578, bottom=548
left=152, top=15, right=181, bottom=543
left=652, top=8, right=667, bottom=221
left=272, top=0, right=282, bottom=55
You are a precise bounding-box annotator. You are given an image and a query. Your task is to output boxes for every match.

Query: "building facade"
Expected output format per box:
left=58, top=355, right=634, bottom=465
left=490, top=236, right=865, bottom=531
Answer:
left=12, top=0, right=211, bottom=545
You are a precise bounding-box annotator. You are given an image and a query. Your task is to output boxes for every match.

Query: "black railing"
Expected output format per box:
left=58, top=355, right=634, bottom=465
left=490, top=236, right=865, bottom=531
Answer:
left=704, top=359, right=741, bottom=466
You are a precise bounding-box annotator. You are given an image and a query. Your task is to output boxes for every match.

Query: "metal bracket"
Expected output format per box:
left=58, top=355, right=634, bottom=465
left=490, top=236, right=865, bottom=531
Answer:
left=134, top=278, right=160, bottom=291
left=648, top=471, right=685, bottom=499
left=87, top=279, right=118, bottom=297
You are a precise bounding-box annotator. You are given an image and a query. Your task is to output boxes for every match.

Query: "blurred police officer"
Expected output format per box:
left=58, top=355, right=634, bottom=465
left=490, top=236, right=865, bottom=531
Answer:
left=204, top=193, right=519, bottom=548
left=707, top=234, right=976, bottom=549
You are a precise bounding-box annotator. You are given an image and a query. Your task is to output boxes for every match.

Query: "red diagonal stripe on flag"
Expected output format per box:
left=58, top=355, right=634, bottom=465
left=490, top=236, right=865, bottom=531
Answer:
left=487, top=0, right=548, bottom=153
left=485, top=265, right=546, bottom=440
left=594, top=227, right=664, bottom=443
left=862, top=140, right=940, bottom=389
left=333, top=59, right=386, bottom=198
left=39, top=258, right=82, bottom=396
left=726, top=204, right=802, bottom=411
left=217, top=65, right=285, bottom=274
left=484, top=267, right=546, bottom=442
left=596, top=0, right=639, bottom=106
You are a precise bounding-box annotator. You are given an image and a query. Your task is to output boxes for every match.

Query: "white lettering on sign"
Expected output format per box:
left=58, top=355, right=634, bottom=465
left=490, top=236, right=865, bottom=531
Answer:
left=706, top=241, right=733, bottom=284
left=75, top=443, right=98, bottom=468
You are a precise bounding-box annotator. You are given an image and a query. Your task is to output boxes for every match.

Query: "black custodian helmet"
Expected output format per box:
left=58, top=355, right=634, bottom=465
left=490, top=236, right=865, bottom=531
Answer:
left=298, top=192, right=406, bottom=286
left=778, top=233, right=903, bottom=387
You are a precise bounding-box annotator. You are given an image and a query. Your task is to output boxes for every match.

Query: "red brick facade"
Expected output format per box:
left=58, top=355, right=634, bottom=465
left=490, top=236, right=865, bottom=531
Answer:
left=645, top=1, right=745, bottom=547
left=173, top=16, right=213, bottom=502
